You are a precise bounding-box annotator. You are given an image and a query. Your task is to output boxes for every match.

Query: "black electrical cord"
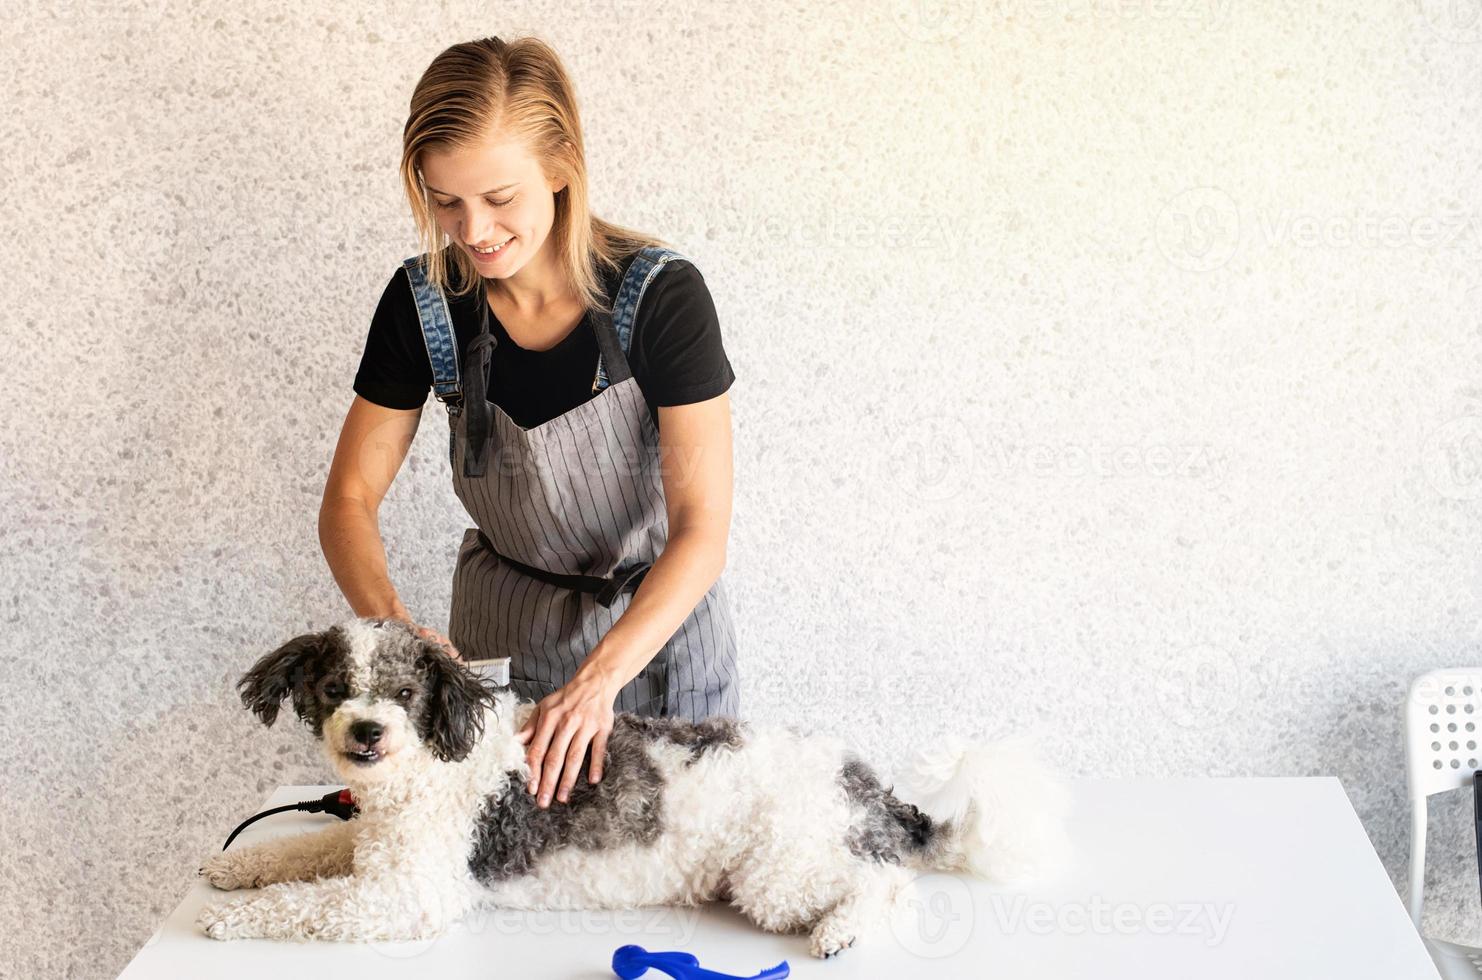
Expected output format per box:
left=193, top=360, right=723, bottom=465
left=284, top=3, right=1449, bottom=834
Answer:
left=220, top=788, right=359, bottom=851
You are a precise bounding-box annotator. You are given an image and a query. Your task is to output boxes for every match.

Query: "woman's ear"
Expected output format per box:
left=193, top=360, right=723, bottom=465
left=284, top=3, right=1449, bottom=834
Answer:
left=237, top=630, right=332, bottom=727
left=414, top=642, right=498, bottom=762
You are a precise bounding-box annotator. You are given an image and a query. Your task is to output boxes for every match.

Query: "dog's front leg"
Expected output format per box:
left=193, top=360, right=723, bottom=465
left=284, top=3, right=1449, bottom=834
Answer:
left=200, top=819, right=358, bottom=890
left=198, top=870, right=470, bottom=942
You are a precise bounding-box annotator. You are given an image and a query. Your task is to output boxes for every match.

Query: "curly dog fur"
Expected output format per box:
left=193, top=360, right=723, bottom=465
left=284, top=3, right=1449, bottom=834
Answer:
left=197, top=617, right=1071, bottom=958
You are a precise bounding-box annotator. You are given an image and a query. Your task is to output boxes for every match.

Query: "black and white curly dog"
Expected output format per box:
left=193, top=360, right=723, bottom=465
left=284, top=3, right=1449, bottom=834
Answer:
left=197, top=617, right=1070, bottom=958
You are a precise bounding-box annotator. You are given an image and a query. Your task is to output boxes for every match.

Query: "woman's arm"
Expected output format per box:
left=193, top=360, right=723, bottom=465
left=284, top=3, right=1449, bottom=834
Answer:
left=516, top=390, right=735, bottom=808
left=318, top=394, right=424, bottom=621
left=581, top=391, right=734, bottom=690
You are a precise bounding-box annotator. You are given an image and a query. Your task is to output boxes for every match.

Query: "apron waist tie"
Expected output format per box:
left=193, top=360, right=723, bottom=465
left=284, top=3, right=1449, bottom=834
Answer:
left=475, top=530, right=653, bottom=609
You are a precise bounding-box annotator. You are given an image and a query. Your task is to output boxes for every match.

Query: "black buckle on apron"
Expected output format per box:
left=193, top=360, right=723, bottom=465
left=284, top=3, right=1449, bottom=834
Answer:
left=475, top=530, right=652, bottom=609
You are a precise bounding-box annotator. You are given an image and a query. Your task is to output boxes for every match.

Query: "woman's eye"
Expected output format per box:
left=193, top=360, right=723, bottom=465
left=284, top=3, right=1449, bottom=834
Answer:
left=433, top=197, right=512, bottom=209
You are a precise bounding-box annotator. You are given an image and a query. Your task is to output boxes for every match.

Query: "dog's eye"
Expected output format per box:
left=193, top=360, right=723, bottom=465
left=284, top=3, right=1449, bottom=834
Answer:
left=396, top=687, right=414, bottom=702
left=323, top=682, right=347, bottom=700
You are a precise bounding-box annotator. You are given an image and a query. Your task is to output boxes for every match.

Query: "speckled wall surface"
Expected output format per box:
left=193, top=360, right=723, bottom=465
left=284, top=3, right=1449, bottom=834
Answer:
left=3, top=1, right=1480, bottom=976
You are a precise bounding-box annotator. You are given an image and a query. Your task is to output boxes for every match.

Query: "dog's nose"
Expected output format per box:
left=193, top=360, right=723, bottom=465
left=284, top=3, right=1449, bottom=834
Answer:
left=350, top=720, right=384, bottom=747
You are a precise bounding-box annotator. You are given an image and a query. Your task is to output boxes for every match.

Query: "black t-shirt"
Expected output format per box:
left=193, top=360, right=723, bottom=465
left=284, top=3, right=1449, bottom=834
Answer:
left=352, top=252, right=735, bottom=429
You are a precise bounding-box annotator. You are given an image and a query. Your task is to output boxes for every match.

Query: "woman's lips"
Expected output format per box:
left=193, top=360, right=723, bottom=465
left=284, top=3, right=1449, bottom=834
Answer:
left=471, top=238, right=513, bottom=263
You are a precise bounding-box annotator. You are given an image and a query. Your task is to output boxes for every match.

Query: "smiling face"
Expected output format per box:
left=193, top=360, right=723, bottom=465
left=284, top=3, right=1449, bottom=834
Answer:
left=237, top=619, right=497, bottom=784
left=418, top=133, right=567, bottom=291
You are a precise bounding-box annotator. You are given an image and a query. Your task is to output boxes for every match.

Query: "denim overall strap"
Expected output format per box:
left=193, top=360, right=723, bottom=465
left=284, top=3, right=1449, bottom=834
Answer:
left=591, top=245, right=691, bottom=394
left=401, top=253, right=462, bottom=412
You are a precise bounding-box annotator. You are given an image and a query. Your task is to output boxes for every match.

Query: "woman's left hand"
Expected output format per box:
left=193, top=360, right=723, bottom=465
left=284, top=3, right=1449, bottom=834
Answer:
left=514, top=670, right=619, bottom=808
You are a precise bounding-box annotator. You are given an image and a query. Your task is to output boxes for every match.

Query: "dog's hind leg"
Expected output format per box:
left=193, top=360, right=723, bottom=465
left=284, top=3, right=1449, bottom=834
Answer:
left=724, top=856, right=833, bottom=940
left=726, top=852, right=904, bottom=960
left=200, top=819, right=358, bottom=890
left=804, top=863, right=908, bottom=959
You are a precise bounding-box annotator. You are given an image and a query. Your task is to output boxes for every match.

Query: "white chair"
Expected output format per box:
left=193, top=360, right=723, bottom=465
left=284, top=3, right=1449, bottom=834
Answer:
left=1405, top=668, right=1482, bottom=978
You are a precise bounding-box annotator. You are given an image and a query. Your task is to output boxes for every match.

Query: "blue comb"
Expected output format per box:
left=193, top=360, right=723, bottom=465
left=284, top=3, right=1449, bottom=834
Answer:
left=610, top=943, right=790, bottom=980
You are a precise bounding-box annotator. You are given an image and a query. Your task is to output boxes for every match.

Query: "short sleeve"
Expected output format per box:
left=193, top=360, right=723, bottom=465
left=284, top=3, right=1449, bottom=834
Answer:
left=352, top=267, right=434, bottom=410
left=630, top=260, right=735, bottom=407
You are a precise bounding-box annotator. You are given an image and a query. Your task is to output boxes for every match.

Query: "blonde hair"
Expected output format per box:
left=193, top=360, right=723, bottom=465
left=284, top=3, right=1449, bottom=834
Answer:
left=398, top=35, right=671, bottom=316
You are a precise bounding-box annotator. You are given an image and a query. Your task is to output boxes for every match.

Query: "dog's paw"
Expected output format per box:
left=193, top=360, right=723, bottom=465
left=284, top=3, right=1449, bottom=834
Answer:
left=198, top=852, right=266, bottom=891
left=197, top=900, right=252, bottom=940
left=809, top=923, right=857, bottom=959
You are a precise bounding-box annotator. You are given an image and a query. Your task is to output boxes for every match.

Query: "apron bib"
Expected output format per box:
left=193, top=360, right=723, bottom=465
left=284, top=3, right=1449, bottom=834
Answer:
left=401, top=245, right=740, bottom=721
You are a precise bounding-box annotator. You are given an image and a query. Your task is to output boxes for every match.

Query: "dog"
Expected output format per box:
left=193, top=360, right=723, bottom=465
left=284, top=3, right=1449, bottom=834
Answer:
left=196, top=617, right=1071, bottom=958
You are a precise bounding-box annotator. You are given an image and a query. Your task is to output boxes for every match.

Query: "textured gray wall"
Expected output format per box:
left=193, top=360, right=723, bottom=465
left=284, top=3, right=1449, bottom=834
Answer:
left=3, top=1, right=1480, bottom=977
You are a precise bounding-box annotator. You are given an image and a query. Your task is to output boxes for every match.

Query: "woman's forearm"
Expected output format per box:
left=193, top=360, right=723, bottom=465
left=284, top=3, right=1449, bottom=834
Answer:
left=318, top=497, right=412, bottom=621
left=578, top=527, right=726, bottom=693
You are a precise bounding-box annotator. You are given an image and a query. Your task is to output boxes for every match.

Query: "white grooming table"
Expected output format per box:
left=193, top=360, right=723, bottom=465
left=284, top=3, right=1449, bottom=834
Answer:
left=117, top=777, right=1440, bottom=979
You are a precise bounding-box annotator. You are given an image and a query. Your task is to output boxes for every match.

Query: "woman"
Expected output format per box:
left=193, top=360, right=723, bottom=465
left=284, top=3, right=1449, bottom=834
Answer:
left=319, top=35, right=740, bottom=813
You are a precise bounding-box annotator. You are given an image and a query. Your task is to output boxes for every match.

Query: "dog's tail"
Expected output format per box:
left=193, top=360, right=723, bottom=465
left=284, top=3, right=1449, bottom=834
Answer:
left=897, top=733, right=1072, bottom=884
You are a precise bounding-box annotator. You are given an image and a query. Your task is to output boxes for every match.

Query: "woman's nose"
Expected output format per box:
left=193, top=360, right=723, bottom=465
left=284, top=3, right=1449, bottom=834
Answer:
left=463, top=213, right=499, bottom=245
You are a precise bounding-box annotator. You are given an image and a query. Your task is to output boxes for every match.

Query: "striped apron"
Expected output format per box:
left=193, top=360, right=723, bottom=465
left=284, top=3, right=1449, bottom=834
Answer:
left=400, top=245, right=741, bottom=722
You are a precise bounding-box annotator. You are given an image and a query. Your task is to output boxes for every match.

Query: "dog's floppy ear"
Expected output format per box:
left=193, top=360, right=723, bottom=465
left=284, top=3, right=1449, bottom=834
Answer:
left=414, top=642, right=497, bottom=762
left=237, top=630, right=333, bottom=727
